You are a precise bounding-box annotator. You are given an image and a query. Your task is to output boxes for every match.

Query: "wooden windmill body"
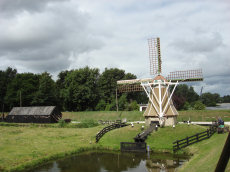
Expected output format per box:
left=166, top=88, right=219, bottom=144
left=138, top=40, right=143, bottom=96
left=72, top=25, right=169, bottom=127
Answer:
left=117, top=37, right=203, bottom=126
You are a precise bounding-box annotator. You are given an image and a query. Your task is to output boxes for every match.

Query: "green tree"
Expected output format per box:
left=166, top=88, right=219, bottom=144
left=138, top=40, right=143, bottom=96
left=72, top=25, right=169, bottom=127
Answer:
left=172, top=84, right=199, bottom=110
left=193, top=101, right=206, bottom=110
left=222, top=95, right=230, bottom=103
left=0, top=67, right=17, bottom=111
left=201, top=92, right=219, bottom=107
left=5, top=73, right=39, bottom=110
left=32, top=72, right=58, bottom=106
left=61, top=67, right=100, bottom=111
left=95, top=100, right=106, bottom=111
left=98, top=68, right=126, bottom=104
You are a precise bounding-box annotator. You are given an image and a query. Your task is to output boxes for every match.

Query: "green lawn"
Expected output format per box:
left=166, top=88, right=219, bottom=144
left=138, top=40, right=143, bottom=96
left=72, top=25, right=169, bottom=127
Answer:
left=0, top=110, right=230, bottom=171
left=61, top=110, right=230, bottom=122
left=0, top=125, right=104, bottom=171
left=62, top=111, right=144, bottom=122
left=0, top=123, right=210, bottom=171
left=178, top=110, right=230, bottom=122
left=2, top=109, right=230, bottom=122
left=179, top=132, right=230, bottom=172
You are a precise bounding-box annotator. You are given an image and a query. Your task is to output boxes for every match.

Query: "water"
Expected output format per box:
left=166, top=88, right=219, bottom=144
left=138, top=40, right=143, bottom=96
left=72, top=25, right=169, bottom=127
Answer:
left=206, top=103, right=230, bottom=110
left=31, top=152, right=188, bottom=172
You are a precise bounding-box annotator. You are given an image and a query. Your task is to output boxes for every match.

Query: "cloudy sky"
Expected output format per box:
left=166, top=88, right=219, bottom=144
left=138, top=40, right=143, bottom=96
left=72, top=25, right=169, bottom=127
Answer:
left=0, top=0, right=229, bottom=96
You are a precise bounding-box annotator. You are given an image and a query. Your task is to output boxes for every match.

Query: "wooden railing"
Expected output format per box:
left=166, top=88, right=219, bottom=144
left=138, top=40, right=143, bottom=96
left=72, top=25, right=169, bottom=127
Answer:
left=96, top=122, right=128, bottom=142
left=134, top=124, right=156, bottom=142
left=173, top=126, right=216, bottom=152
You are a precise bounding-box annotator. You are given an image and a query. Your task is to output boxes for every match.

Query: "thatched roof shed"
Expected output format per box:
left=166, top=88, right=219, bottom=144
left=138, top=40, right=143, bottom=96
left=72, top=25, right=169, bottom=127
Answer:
left=6, top=106, right=62, bottom=123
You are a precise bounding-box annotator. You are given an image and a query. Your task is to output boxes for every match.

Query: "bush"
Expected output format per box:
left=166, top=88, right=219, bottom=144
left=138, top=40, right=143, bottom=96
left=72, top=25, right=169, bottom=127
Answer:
left=95, top=100, right=106, bottom=111
left=193, top=101, right=206, bottom=110
left=58, top=119, right=67, bottom=128
left=77, top=119, right=99, bottom=128
left=183, top=101, right=191, bottom=110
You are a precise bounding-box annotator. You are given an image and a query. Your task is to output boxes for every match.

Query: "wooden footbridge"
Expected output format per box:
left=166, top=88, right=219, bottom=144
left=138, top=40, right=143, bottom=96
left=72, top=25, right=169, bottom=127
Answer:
left=96, top=121, right=129, bottom=143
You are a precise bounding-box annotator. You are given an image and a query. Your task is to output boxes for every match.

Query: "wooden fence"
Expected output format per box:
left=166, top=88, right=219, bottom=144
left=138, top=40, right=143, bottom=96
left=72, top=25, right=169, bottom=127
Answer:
left=96, top=122, right=128, bottom=142
left=120, top=142, right=146, bottom=152
left=173, top=127, right=216, bottom=152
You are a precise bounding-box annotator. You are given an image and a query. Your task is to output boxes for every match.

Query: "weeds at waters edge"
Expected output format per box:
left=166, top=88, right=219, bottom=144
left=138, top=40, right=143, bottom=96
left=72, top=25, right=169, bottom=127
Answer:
left=9, top=146, right=120, bottom=172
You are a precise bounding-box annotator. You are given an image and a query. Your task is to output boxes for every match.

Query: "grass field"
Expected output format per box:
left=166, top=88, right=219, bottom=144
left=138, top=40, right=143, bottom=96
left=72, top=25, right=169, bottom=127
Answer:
left=62, top=111, right=144, bottom=122
left=0, top=123, right=228, bottom=171
left=2, top=109, right=230, bottom=122
left=178, top=110, right=230, bottom=122
left=1, top=110, right=230, bottom=171
left=61, top=110, right=230, bottom=122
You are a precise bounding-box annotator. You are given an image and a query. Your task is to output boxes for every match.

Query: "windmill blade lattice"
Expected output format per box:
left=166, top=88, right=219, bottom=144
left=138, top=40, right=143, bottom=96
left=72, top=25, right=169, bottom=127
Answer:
left=117, top=78, right=153, bottom=93
left=148, top=37, right=162, bottom=75
left=166, top=69, right=203, bottom=82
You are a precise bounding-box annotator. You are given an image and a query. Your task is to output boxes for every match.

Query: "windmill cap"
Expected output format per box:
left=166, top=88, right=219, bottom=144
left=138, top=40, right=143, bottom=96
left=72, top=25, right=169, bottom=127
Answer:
left=153, top=75, right=167, bottom=81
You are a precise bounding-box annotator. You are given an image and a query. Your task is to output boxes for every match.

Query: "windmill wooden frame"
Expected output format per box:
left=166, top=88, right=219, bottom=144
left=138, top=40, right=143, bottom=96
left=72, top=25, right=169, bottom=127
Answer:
left=117, top=37, right=203, bottom=126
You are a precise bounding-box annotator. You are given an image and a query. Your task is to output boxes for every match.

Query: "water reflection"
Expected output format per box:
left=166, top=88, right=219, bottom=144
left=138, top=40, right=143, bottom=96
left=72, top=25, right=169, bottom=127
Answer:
left=206, top=103, right=230, bottom=110
left=31, top=152, right=188, bottom=172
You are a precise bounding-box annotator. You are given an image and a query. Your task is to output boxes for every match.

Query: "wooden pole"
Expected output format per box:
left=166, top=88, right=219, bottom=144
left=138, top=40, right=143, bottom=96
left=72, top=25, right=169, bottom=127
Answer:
left=215, top=132, right=230, bottom=172
left=116, top=88, right=118, bottom=112
left=20, top=91, right=22, bottom=107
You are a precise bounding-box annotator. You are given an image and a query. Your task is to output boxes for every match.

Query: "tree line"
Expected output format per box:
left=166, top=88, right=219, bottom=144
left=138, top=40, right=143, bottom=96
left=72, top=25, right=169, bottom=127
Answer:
left=0, top=67, right=228, bottom=112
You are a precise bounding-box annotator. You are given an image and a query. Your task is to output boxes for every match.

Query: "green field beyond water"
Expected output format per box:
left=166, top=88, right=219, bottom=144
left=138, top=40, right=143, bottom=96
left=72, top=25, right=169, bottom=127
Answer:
left=62, top=110, right=230, bottom=122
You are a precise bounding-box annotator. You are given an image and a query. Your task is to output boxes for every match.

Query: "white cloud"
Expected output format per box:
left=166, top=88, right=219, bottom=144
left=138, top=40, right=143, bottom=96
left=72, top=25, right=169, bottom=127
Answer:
left=0, top=0, right=229, bottom=95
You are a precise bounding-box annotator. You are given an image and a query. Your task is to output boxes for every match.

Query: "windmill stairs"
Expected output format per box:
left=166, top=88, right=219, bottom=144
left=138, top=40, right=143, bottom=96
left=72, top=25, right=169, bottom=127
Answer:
left=120, top=124, right=157, bottom=152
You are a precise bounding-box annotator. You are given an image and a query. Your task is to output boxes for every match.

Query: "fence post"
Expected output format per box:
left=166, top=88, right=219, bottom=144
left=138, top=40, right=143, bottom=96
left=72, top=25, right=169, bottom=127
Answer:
left=207, top=129, right=209, bottom=138
left=186, top=137, right=189, bottom=145
left=177, top=140, right=179, bottom=150
left=196, top=133, right=199, bottom=142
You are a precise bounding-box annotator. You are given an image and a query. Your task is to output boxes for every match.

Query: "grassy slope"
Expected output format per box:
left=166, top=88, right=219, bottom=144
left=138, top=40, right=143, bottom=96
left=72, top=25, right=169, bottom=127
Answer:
left=179, top=133, right=230, bottom=172
left=146, top=124, right=207, bottom=152
left=0, top=125, right=103, bottom=171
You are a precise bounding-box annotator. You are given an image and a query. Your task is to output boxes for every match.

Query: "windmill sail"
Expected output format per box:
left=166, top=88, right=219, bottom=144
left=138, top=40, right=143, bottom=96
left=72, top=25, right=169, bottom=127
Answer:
left=148, top=37, right=162, bottom=75
left=117, top=78, right=153, bottom=93
left=166, top=69, right=203, bottom=82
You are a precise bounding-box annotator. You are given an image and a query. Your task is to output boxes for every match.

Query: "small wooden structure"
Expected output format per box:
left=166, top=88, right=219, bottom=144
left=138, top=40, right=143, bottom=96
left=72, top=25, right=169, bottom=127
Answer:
left=6, top=106, right=62, bottom=123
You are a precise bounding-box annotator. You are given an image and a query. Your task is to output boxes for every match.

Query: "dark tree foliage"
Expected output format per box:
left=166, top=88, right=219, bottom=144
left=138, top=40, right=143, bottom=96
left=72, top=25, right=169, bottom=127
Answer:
left=4, top=73, right=40, bottom=110
left=222, top=95, right=230, bottom=103
left=172, top=84, right=199, bottom=110
left=98, top=68, right=126, bottom=103
left=201, top=92, right=220, bottom=107
left=0, top=67, right=17, bottom=111
left=60, top=67, right=100, bottom=111
left=5, top=66, right=228, bottom=112
left=32, top=72, right=58, bottom=106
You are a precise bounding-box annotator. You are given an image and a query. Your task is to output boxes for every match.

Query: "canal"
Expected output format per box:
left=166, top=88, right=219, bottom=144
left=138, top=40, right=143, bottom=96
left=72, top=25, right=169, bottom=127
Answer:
left=31, top=151, right=189, bottom=172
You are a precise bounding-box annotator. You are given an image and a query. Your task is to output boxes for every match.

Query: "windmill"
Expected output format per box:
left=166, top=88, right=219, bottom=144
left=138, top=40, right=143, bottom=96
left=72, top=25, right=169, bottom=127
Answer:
left=117, top=37, right=203, bottom=126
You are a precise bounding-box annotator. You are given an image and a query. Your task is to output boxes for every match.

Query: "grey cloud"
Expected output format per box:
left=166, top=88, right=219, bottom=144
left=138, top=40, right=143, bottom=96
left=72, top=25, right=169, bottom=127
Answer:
left=0, top=0, right=69, bottom=16
left=172, top=32, right=223, bottom=53
left=0, top=1, right=104, bottom=73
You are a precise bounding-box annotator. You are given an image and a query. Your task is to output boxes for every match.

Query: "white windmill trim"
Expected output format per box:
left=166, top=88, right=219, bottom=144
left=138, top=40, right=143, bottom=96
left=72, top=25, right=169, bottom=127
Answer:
left=149, top=83, right=160, bottom=105
left=162, top=81, right=179, bottom=115
left=141, top=83, right=160, bottom=115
